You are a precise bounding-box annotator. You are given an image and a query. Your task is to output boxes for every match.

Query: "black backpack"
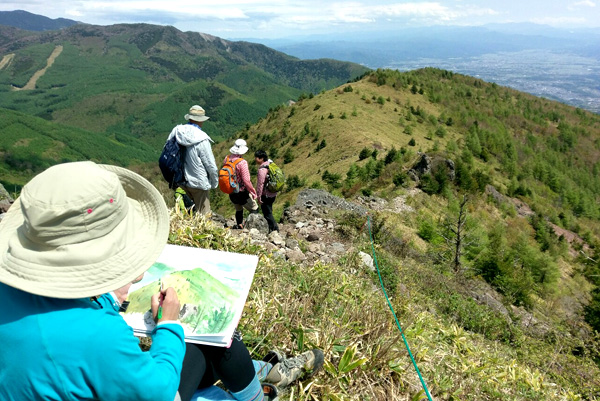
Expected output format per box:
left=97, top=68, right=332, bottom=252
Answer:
left=159, top=136, right=186, bottom=189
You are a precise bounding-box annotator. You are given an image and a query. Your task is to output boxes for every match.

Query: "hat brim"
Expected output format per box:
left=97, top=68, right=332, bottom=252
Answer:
left=185, top=114, right=209, bottom=122
left=0, top=165, right=169, bottom=299
left=229, top=146, right=248, bottom=155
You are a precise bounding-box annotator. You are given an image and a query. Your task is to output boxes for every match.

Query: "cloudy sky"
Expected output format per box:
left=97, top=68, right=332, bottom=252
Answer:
left=2, top=0, right=599, bottom=39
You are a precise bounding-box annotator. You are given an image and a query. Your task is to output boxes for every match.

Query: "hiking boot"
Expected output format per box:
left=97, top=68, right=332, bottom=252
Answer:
left=264, top=349, right=324, bottom=388
left=262, top=349, right=284, bottom=366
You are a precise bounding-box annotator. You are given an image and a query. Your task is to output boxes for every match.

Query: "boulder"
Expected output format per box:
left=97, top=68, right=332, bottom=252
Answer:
left=245, top=213, right=269, bottom=234
left=0, top=183, right=14, bottom=203
left=0, top=200, right=11, bottom=214
left=286, top=248, right=306, bottom=263
left=408, top=153, right=455, bottom=182
left=306, top=232, right=320, bottom=242
left=285, top=238, right=299, bottom=250
left=268, top=230, right=285, bottom=246
left=358, top=251, right=375, bottom=271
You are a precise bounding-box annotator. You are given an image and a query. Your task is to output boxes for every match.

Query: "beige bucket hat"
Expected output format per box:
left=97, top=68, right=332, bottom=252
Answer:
left=0, top=161, right=169, bottom=299
left=184, top=105, right=210, bottom=122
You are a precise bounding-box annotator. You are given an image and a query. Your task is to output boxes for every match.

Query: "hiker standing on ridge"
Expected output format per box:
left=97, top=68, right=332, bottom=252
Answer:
left=222, top=139, right=259, bottom=229
left=166, top=105, right=218, bottom=215
left=255, top=150, right=279, bottom=233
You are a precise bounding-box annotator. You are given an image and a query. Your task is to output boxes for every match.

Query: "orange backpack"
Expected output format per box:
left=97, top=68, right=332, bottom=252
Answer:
left=218, top=156, right=244, bottom=194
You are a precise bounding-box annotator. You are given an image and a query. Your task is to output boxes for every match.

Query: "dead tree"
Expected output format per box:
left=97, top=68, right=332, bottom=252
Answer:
left=441, top=195, right=473, bottom=273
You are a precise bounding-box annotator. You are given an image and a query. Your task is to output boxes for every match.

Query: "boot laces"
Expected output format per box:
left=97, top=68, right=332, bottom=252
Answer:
left=278, top=353, right=309, bottom=373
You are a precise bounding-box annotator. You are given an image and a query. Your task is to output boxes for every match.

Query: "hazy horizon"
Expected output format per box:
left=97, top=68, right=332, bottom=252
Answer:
left=1, top=1, right=599, bottom=40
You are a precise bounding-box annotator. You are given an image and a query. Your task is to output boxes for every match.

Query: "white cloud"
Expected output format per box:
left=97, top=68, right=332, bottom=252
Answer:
left=573, top=0, right=596, bottom=6
left=0, top=0, right=597, bottom=37
left=567, top=0, right=596, bottom=11
left=81, top=1, right=249, bottom=19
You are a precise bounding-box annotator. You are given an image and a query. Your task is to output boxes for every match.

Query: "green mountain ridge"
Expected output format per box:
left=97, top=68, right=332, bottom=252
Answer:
left=0, top=23, right=368, bottom=150
left=207, top=70, right=600, bottom=396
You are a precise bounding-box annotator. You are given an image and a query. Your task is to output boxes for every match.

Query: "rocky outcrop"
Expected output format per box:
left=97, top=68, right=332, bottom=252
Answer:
left=0, top=183, right=14, bottom=220
left=408, top=153, right=456, bottom=184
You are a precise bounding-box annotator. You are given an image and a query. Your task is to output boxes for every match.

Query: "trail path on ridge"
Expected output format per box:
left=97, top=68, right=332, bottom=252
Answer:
left=12, top=45, right=63, bottom=91
left=0, top=54, right=14, bottom=70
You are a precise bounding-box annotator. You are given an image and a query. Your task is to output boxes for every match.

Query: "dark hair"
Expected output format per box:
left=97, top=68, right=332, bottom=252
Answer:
left=254, top=150, right=268, bottom=160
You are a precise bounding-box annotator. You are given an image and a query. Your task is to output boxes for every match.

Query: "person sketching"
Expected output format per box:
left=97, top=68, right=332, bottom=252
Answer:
left=0, top=161, right=322, bottom=401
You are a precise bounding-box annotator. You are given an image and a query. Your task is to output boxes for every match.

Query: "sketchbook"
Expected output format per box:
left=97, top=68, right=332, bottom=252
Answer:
left=121, top=244, right=258, bottom=347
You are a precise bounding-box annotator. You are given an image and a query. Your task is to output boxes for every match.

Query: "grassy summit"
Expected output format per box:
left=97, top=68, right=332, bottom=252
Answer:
left=206, top=68, right=600, bottom=399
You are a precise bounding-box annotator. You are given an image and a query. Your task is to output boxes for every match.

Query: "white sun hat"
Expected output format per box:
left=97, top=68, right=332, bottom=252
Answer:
left=229, top=138, right=249, bottom=155
left=0, top=161, right=169, bottom=299
left=184, top=105, right=210, bottom=122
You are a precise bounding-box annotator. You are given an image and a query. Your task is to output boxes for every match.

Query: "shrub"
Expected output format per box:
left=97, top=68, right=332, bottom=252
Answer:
left=417, top=217, right=441, bottom=243
left=285, top=174, right=305, bottom=191
left=393, top=172, right=407, bottom=187
left=283, top=148, right=295, bottom=164
left=315, top=139, right=327, bottom=152
left=384, top=147, right=398, bottom=165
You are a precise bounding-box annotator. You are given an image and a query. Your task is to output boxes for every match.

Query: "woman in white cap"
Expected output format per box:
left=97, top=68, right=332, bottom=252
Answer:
left=0, top=161, right=323, bottom=401
left=223, top=139, right=259, bottom=229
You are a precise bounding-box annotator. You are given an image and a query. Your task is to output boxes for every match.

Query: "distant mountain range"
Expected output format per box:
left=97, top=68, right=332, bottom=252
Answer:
left=240, top=24, right=600, bottom=113
left=0, top=21, right=367, bottom=188
left=0, top=10, right=79, bottom=31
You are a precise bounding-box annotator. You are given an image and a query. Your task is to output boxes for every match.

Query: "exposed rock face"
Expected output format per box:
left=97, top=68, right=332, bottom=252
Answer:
left=0, top=183, right=13, bottom=203
left=0, top=183, right=14, bottom=220
left=294, top=189, right=368, bottom=216
left=408, top=153, right=456, bottom=184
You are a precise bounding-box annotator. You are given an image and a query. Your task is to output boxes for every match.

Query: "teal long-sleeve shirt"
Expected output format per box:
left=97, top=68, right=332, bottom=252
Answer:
left=0, top=283, right=185, bottom=401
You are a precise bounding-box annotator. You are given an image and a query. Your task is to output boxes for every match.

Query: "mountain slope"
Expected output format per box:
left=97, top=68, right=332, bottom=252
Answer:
left=215, top=68, right=600, bottom=223
left=211, top=68, right=600, bottom=361
left=203, top=68, right=600, bottom=400
left=0, top=23, right=369, bottom=148
left=0, top=107, right=157, bottom=189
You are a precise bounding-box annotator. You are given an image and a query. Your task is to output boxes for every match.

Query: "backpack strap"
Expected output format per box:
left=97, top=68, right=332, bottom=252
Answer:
left=228, top=157, right=245, bottom=186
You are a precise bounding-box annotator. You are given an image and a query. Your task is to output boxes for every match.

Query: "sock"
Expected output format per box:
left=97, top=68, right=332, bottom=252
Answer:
left=252, top=360, right=273, bottom=382
left=235, top=210, right=243, bottom=225
left=230, top=376, right=264, bottom=401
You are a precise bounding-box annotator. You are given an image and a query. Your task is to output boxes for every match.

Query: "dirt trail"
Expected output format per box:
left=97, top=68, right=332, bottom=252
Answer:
left=0, top=54, right=15, bottom=70
left=12, top=45, right=63, bottom=91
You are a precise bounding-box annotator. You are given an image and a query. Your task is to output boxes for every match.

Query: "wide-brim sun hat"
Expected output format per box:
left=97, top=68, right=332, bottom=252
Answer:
left=185, top=105, right=210, bottom=122
left=229, top=138, right=248, bottom=155
left=0, top=161, right=169, bottom=299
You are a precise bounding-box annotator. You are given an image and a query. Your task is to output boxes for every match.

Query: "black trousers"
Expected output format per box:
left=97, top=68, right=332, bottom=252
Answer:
left=178, top=335, right=256, bottom=401
left=260, top=195, right=278, bottom=232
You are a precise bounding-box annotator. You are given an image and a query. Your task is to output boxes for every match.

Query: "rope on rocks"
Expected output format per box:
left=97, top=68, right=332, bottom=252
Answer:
left=365, top=215, right=434, bottom=401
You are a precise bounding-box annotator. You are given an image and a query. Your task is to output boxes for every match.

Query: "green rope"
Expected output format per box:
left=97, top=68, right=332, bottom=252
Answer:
left=366, top=216, right=434, bottom=401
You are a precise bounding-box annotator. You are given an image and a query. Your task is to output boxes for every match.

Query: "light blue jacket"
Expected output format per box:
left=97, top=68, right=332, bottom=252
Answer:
left=167, top=124, right=219, bottom=191
left=0, top=283, right=185, bottom=401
